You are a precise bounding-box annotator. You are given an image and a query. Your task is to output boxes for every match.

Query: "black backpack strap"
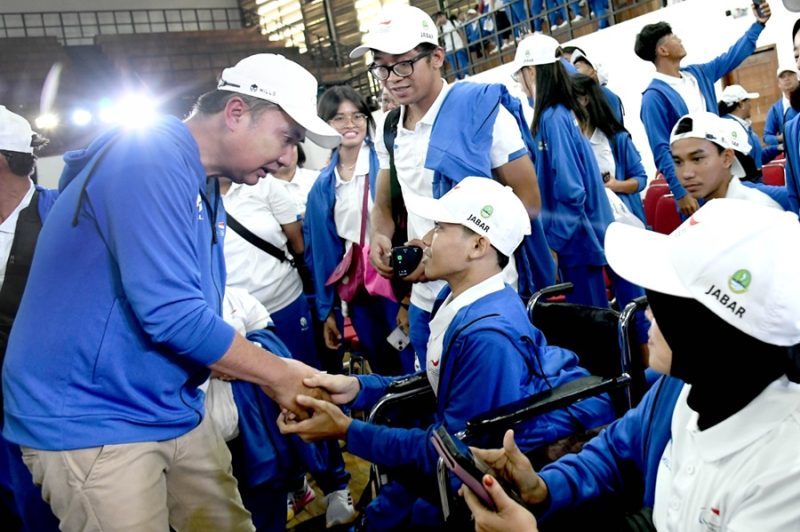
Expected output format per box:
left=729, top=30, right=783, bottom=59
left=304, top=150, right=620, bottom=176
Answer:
left=383, top=107, right=402, bottom=204
left=225, top=210, right=295, bottom=268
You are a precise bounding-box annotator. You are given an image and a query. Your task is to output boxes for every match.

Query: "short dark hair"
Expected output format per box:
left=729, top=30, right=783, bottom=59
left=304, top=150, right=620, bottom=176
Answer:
left=717, top=99, right=740, bottom=116
left=1, top=150, right=37, bottom=177
left=634, top=22, right=672, bottom=63
left=192, top=90, right=279, bottom=119
left=296, top=144, right=306, bottom=168
left=317, top=85, right=376, bottom=141
left=793, top=18, right=800, bottom=41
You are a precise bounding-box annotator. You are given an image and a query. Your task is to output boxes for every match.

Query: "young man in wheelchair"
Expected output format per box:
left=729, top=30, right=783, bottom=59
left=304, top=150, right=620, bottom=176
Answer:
left=279, top=178, right=615, bottom=529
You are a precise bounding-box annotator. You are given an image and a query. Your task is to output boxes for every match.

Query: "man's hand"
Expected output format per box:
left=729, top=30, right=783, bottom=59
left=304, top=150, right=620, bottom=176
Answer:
left=302, top=372, right=361, bottom=405
left=277, top=394, right=352, bottom=442
left=471, top=430, right=548, bottom=506
left=369, top=233, right=394, bottom=278
left=259, top=358, right=329, bottom=420
left=460, top=475, right=539, bottom=532
left=323, top=312, right=342, bottom=349
left=753, top=1, right=771, bottom=24
left=677, top=194, right=699, bottom=217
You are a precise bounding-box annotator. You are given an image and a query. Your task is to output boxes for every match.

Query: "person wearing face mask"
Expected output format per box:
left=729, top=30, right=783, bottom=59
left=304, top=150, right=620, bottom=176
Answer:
left=462, top=198, right=800, bottom=532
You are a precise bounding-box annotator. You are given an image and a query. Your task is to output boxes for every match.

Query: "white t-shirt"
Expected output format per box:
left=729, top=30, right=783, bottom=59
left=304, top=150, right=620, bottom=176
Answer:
left=376, top=80, right=525, bottom=311
left=588, top=128, right=615, bottom=178
left=653, top=71, right=706, bottom=114
left=725, top=177, right=782, bottom=210
left=222, top=177, right=303, bottom=313
left=782, top=95, right=791, bottom=119
left=653, top=377, right=800, bottom=531
left=274, top=167, right=318, bottom=218
left=334, top=143, right=374, bottom=250
left=426, top=273, right=505, bottom=394
left=440, top=19, right=465, bottom=52
left=0, top=179, right=34, bottom=288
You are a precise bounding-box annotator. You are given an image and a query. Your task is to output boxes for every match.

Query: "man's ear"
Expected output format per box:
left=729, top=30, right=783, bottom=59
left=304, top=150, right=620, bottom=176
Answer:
left=223, top=96, right=248, bottom=130
left=721, top=148, right=735, bottom=171
left=470, top=234, right=491, bottom=260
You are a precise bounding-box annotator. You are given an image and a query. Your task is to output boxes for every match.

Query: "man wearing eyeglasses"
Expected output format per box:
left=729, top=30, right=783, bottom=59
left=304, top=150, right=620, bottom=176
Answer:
left=360, top=5, right=555, bottom=369
left=0, top=106, right=60, bottom=531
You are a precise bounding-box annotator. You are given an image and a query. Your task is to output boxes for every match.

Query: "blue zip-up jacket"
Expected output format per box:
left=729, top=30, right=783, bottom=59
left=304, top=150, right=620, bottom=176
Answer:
left=425, top=82, right=556, bottom=297
left=303, top=143, right=379, bottom=322
left=610, top=131, right=647, bottom=224
left=640, top=22, right=765, bottom=200
left=764, top=98, right=799, bottom=146
left=346, top=285, right=615, bottom=477
left=534, top=104, right=614, bottom=267
left=33, top=186, right=58, bottom=220
left=539, top=376, right=684, bottom=519
left=601, top=86, right=625, bottom=126
left=785, top=115, right=800, bottom=216
left=3, top=117, right=235, bottom=450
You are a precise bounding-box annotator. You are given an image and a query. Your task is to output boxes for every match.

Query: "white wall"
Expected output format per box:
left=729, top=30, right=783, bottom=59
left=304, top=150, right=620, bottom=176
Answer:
left=1, top=0, right=239, bottom=13
left=36, top=155, right=65, bottom=189
left=471, top=0, right=798, bottom=180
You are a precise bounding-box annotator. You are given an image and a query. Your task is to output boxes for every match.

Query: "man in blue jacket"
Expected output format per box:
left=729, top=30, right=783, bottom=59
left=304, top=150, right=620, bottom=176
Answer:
left=763, top=64, right=799, bottom=153
left=0, top=107, right=59, bottom=531
left=463, top=199, right=800, bottom=531
left=2, top=54, right=341, bottom=531
left=358, top=5, right=555, bottom=367
left=636, top=2, right=771, bottom=217
left=279, top=177, right=614, bottom=529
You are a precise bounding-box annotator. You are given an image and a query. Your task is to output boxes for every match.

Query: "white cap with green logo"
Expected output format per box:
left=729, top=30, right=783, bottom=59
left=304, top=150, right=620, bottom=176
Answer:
left=605, top=198, right=800, bottom=346
left=350, top=5, right=439, bottom=59
left=404, top=176, right=531, bottom=257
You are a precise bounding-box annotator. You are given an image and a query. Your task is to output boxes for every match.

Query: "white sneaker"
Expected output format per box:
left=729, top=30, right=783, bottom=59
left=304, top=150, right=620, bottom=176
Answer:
left=325, top=488, right=356, bottom=528
left=571, top=14, right=584, bottom=23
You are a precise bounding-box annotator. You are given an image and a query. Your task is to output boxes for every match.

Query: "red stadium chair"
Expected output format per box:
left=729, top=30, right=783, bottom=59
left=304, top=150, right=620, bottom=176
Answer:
left=653, top=194, right=683, bottom=235
left=643, top=183, right=670, bottom=228
left=762, top=162, right=786, bottom=186
left=652, top=172, right=667, bottom=186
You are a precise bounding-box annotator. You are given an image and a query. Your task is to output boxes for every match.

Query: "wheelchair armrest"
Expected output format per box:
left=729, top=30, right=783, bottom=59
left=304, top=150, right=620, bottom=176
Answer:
left=385, top=372, right=431, bottom=393
left=463, top=374, right=629, bottom=438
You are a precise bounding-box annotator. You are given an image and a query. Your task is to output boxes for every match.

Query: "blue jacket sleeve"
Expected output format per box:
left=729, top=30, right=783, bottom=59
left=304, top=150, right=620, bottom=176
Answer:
left=741, top=182, right=790, bottom=210
left=763, top=101, right=782, bottom=146
left=695, top=22, right=764, bottom=83
left=786, top=119, right=800, bottom=216
left=94, top=136, right=234, bottom=366
left=641, top=89, right=686, bottom=199
left=350, top=373, right=406, bottom=411
left=538, top=377, right=683, bottom=517
left=618, top=133, right=647, bottom=193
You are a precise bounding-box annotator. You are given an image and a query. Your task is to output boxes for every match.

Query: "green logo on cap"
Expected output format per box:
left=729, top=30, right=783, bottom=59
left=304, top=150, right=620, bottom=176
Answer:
left=480, top=205, right=493, bottom=218
left=422, top=20, right=430, bottom=28
left=728, top=269, right=751, bottom=294
left=731, top=130, right=738, bottom=139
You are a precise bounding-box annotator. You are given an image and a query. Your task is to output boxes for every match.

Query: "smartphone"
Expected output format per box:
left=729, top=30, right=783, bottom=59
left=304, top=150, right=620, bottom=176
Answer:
left=390, top=245, right=423, bottom=278
left=430, top=426, right=524, bottom=510
left=752, top=0, right=765, bottom=17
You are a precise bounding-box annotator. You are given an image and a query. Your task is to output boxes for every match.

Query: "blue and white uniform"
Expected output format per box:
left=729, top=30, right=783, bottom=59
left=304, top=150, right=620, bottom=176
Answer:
left=764, top=97, right=798, bottom=148
left=640, top=22, right=765, bottom=202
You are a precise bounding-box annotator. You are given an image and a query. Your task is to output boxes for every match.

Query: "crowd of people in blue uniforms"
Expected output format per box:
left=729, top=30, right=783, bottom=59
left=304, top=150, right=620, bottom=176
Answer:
left=2, top=0, right=800, bottom=531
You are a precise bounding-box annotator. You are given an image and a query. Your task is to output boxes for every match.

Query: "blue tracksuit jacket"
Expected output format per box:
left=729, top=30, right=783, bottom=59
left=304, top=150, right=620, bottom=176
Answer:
left=3, top=117, right=235, bottom=450
left=539, top=375, right=685, bottom=519
left=425, top=81, right=556, bottom=297
left=784, top=115, right=800, bottom=215
left=610, top=131, right=647, bottom=223
left=640, top=22, right=765, bottom=200
left=764, top=98, right=799, bottom=147
left=534, top=104, right=614, bottom=267
left=346, top=285, right=615, bottom=477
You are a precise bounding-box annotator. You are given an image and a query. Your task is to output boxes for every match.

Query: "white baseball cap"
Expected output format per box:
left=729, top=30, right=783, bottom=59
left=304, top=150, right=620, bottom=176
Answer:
left=777, top=63, right=799, bottom=77
left=217, top=54, right=341, bottom=149
left=511, top=33, right=560, bottom=75
left=605, top=198, right=800, bottom=346
left=669, top=111, right=751, bottom=177
left=720, top=84, right=760, bottom=105
left=404, top=177, right=531, bottom=257
left=350, top=5, right=439, bottom=59
left=0, top=106, right=35, bottom=154
left=570, top=49, right=596, bottom=69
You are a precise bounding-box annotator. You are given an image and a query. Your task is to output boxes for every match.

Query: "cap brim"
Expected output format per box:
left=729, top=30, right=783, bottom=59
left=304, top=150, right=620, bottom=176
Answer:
left=604, top=222, right=691, bottom=298
left=404, top=194, right=461, bottom=224
left=283, top=105, right=342, bottom=149
left=350, top=44, right=371, bottom=59
left=745, top=92, right=760, bottom=99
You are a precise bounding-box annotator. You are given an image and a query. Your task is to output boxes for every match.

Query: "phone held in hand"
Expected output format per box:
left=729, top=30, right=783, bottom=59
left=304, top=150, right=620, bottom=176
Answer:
left=752, top=0, right=765, bottom=17
left=390, top=245, right=423, bottom=278
left=430, top=426, right=524, bottom=510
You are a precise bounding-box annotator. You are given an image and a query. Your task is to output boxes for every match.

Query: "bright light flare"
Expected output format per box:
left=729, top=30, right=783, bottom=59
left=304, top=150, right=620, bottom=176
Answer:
left=35, top=112, right=59, bottom=130
left=115, top=93, right=158, bottom=129
left=71, top=108, right=93, bottom=126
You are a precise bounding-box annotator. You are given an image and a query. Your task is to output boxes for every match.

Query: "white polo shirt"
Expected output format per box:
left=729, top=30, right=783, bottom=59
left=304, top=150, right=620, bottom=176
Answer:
left=587, top=128, right=615, bottom=178
left=0, top=179, right=34, bottom=288
left=275, top=167, right=318, bottom=218
left=222, top=177, right=303, bottom=313
left=725, top=177, right=782, bottom=210
left=376, top=80, right=525, bottom=312
left=653, top=377, right=800, bottom=531
left=653, top=71, right=706, bottom=115
left=334, top=142, right=374, bottom=250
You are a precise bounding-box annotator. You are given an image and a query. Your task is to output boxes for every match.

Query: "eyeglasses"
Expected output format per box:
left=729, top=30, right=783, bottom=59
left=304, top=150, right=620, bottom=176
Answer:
left=329, top=113, right=368, bottom=127
left=368, top=49, right=434, bottom=81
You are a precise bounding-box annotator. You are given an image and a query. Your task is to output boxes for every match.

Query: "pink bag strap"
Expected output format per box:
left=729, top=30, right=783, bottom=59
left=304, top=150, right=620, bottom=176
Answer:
left=358, top=173, right=369, bottom=246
